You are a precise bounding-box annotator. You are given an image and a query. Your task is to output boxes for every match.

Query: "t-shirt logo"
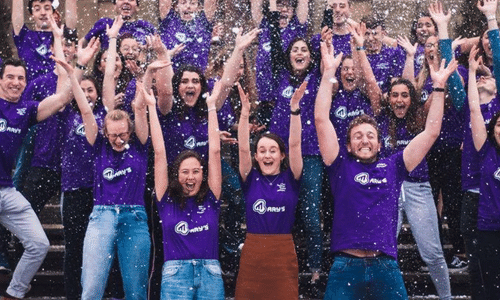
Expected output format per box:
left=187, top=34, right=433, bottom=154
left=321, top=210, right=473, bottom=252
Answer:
left=174, top=221, right=209, bottom=236
left=175, top=221, right=189, bottom=235
left=102, top=167, right=132, bottom=181
left=263, top=41, right=271, bottom=52
left=196, top=37, right=203, bottom=43
left=0, top=119, right=7, bottom=132
left=335, top=106, right=347, bottom=119
left=421, top=90, right=429, bottom=103
left=253, top=199, right=267, bottom=214
left=76, top=124, right=85, bottom=136
left=354, top=172, right=369, bottom=185
left=36, top=44, right=48, bottom=56
left=282, top=86, right=294, bottom=98
left=175, top=32, right=187, bottom=43
left=416, top=54, right=424, bottom=68
left=377, top=62, right=389, bottom=70
left=494, top=168, right=500, bottom=181
left=197, top=205, right=206, bottom=214
left=16, top=108, right=26, bottom=116
left=277, top=183, right=286, bottom=192
left=184, top=136, right=196, bottom=149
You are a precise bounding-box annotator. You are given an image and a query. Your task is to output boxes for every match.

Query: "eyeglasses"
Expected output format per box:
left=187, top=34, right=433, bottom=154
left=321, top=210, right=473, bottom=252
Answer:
left=107, top=132, right=130, bottom=140
left=425, top=43, right=438, bottom=49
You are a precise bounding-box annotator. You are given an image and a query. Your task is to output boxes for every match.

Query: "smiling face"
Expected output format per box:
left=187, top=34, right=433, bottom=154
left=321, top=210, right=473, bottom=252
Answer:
left=0, top=65, right=26, bottom=103
left=98, top=50, right=123, bottom=79
left=416, top=16, right=436, bottom=45
left=277, top=0, right=294, bottom=28
left=389, top=84, right=411, bottom=118
left=340, top=58, right=357, bottom=91
left=331, top=0, right=350, bottom=26
left=289, top=40, right=311, bottom=75
left=115, top=0, right=138, bottom=20
left=424, top=35, right=440, bottom=64
left=178, top=156, right=203, bottom=197
left=31, top=0, right=53, bottom=31
left=175, top=0, right=200, bottom=21
left=347, top=123, right=381, bottom=162
left=62, top=39, right=77, bottom=63
left=254, top=137, right=285, bottom=176
left=364, top=26, right=384, bottom=54
left=119, top=38, right=140, bottom=61
left=178, top=71, right=202, bottom=107
left=80, top=79, right=99, bottom=108
left=105, top=118, right=131, bottom=152
left=477, top=74, right=497, bottom=95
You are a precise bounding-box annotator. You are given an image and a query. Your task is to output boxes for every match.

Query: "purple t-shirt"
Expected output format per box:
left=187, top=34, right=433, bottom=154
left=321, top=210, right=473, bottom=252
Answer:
left=269, top=68, right=321, bottom=156
left=92, top=134, right=148, bottom=206
left=330, top=88, right=374, bottom=149
left=311, top=32, right=352, bottom=59
left=158, top=190, right=220, bottom=261
left=326, top=152, right=409, bottom=259
left=420, top=75, right=464, bottom=152
left=0, top=98, right=39, bottom=187
left=367, top=46, right=405, bottom=93
left=159, top=10, right=212, bottom=72
left=21, top=72, right=62, bottom=171
left=462, top=97, right=500, bottom=190
left=377, top=112, right=428, bottom=182
left=13, top=25, right=54, bottom=83
left=60, top=105, right=106, bottom=192
left=256, top=14, right=307, bottom=103
left=478, top=141, right=500, bottom=230
left=85, top=18, right=156, bottom=49
left=242, top=168, right=300, bottom=234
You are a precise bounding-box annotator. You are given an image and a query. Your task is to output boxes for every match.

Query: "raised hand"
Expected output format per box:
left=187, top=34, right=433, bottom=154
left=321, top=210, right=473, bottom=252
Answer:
left=220, top=131, right=237, bottom=144
left=206, top=80, right=222, bottom=109
left=106, top=15, right=124, bottom=39
left=428, top=1, right=451, bottom=27
left=398, top=36, right=418, bottom=57
left=348, top=22, right=365, bottom=47
left=237, top=82, right=250, bottom=113
left=477, top=0, right=498, bottom=16
left=320, top=41, right=343, bottom=73
left=49, top=14, right=63, bottom=38
left=430, top=58, right=458, bottom=86
left=290, top=80, right=308, bottom=110
left=468, top=45, right=484, bottom=72
left=235, top=28, right=261, bottom=51
left=52, top=55, right=74, bottom=75
left=141, top=84, right=157, bottom=107
left=77, top=37, right=100, bottom=66
left=146, top=60, right=172, bottom=72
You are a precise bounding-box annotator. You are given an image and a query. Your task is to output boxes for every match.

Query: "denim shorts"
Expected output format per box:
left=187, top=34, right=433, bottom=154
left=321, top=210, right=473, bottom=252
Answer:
left=161, top=259, right=224, bottom=300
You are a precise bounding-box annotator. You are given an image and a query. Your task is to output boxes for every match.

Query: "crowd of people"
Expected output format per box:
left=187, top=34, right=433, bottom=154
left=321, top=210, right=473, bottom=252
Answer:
left=0, top=0, right=499, bottom=299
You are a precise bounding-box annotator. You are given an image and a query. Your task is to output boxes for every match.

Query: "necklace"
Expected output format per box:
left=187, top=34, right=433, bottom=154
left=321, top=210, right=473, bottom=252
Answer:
left=263, top=174, right=279, bottom=186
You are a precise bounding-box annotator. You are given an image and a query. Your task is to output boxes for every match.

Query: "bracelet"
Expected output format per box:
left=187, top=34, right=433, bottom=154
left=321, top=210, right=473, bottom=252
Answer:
left=356, top=46, right=366, bottom=51
left=432, top=87, right=445, bottom=92
left=75, top=63, right=87, bottom=71
left=487, top=15, right=497, bottom=21
left=291, top=107, right=301, bottom=115
left=207, top=107, right=216, bottom=112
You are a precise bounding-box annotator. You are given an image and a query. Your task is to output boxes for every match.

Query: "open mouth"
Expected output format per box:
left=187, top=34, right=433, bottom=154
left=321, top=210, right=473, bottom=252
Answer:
left=263, top=162, right=273, bottom=167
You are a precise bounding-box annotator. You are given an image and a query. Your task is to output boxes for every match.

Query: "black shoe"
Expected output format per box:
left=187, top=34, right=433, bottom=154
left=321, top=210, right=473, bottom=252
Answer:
left=0, top=252, right=11, bottom=275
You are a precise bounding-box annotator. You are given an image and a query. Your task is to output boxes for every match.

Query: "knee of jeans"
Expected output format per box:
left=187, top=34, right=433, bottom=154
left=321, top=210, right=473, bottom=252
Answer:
left=24, top=235, right=50, bottom=257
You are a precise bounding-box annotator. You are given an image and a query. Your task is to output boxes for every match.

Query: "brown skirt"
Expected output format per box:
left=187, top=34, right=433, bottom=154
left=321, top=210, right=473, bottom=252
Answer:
left=235, top=233, right=298, bottom=300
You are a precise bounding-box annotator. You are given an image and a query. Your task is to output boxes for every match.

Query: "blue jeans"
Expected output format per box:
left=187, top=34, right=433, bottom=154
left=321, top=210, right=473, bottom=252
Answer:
left=81, top=205, right=150, bottom=300
left=397, top=181, right=451, bottom=300
left=324, top=255, right=408, bottom=300
left=161, top=259, right=224, bottom=300
left=297, top=155, right=324, bottom=272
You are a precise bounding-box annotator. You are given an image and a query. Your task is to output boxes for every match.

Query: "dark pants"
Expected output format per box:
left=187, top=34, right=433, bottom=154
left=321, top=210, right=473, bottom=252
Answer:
left=21, top=167, right=61, bottom=215
left=461, top=191, right=486, bottom=299
left=61, top=188, right=93, bottom=300
left=477, top=230, right=500, bottom=300
left=427, top=147, right=464, bottom=258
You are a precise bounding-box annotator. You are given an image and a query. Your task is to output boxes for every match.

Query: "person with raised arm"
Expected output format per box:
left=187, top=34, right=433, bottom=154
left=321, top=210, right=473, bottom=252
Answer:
left=461, top=0, right=500, bottom=298
left=467, top=40, right=500, bottom=300
left=150, top=74, right=225, bottom=298
left=158, top=0, right=217, bottom=71
left=54, top=54, right=162, bottom=299
left=84, top=0, right=155, bottom=49
left=0, top=54, right=72, bottom=298
left=235, top=79, right=306, bottom=299
left=315, top=39, right=457, bottom=299
left=251, top=0, right=309, bottom=105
